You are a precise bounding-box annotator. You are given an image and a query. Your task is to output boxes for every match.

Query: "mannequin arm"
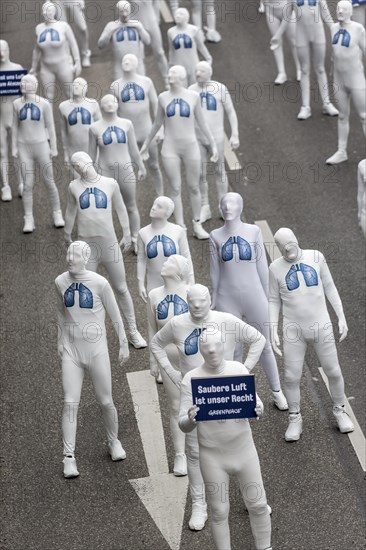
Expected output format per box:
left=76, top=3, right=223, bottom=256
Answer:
left=195, top=28, right=213, bottom=64
left=98, top=21, right=118, bottom=49
left=270, top=1, right=296, bottom=45
left=255, top=227, right=269, bottom=298
left=94, top=103, right=102, bottom=122
left=194, top=100, right=217, bottom=160
left=64, top=185, right=77, bottom=242
left=268, top=266, right=282, bottom=356
left=209, top=237, right=220, bottom=308
left=141, top=99, right=165, bottom=156
left=128, top=20, right=151, bottom=45
left=30, top=44, right=41, bottom=73
left=101, top=281, right=130, bottom=363
left=150, top=322, right=183, bottom=387
left=137, top=233, right=147, bottom=301
left=320, top=253, right=348, bottom=341
left=112, top=184, right=131, bottom=244
left=178, top=376, right=198, bottom=433
left=88, top=127, right=98, bottom=163
left=319, top=0, right=334, bottom=30
left=59, top=110, right=70, bottom=163
left=65, top=23, right=81, bottom=73
left=147, top=293, right=160, bottom=377
left=222, top=86, right=239, bottom=149
left=238, top=319, right=266, bottom=371
left=55, top=281, right=65, bottom=358
left=359, top=26, right=366, bottom=57
left=12, top=104, right=19, bottom=157
left=44, top=101, right=58, bottom=156
left=127, top=124, right=146, bottom=177
left=179, top=231, right=195, bottom=284
left=167, top=28, right=175, bottom=63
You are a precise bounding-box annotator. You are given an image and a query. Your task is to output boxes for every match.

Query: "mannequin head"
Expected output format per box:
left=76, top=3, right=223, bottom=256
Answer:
left=117, top=0, right=131, bottom=21
left=174, top=7, right=190, bottom=24
left=274, top=228, right=301, bottom=263
left=187, top=284, right=211, bottom=321
left=66, top=241, right=91, bottom=275
left=71, top=152, right=98, bottom=181
left=42, top=1, right=58, bottom=22
left=195, top=61, right=213, bottom=83
left=337, top=0, right=352, bottom=21
left=160, top=254, right=191, bottom=283
left=121, top=53, right=138, bottom=72
left=168, top=65, right=187, bottom=87
left=72, top=77, right=88, bottom=99
left=20, top=74, right=38, bottom=95
left=199, top=331, right=225, bottom=370
left=150, top=196, right=175, bottom=220
left=0, top=40, right=10, bottom=64
left=220, top=192, right=243, bottom=221
left=100, top=94, right=118, bottom=114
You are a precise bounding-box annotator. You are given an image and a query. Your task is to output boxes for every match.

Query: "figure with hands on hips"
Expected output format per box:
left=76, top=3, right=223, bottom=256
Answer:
left=55, top=241, right=130, bottom=478
left=150, top=283, right=266, bottom=532
left=147, top=254, right=192, bottom=474
left=179, top=331, right=272, bottom=550
left=140, top=65, right=218, bottom=240
left=98, top=0, right=151, bottom=79
left=64, top=151, right=147, bottom=348
left=137, top=196, right=194, bottom=301
left=59, top=77, right=101, bottom=166
left=49, top=0, right=91, bottom=67
left=326, top=0, right=366, bottom=165
left=88, top=94, right=146, bottom=252
left=12, top=74, right=64, bottom=233
left=0, top=40, right=25, bottom=202
left=30, top=1, right=81, bottom=101
left=269, top=227, right=354, bottom=441
left=110, top=54, right=164, bottom=196
left=189, top=61, right=239, bottom=222
left=291, top=0, right=339, bottom=120
left=266, top=0, right=301, bottom=84
left=210, top=192, right=288, bottom=409
left=167, top=7, right=212, bottom=86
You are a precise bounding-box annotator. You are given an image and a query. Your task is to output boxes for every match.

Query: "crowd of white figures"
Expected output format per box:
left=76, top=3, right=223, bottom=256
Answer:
left=0, top=1, right=364, bottom=549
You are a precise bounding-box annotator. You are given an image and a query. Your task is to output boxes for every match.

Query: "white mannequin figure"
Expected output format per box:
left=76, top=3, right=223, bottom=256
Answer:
left=137, top=196, right=194, bottom=300
left=98, top=0, right=151, bottom=80
left=55, top=241, right=130, bottom=478
left=357, top=159, right=366, bottom=237
left=30, top=2, right=81, bottom=101
left=147, top=254, right=192, bottom=475
left=326, top=1, right=366, bottom=164
left=189, top=61, right=239, bottom=222
left=64, top=151, right=147, bottom=348
left=89, top=94, right=146, bottom=252
left=110, top=54, right=163, bottom=196
left=167, top=8, right=212, bottom=86
left=0, top=40, right=24, bottom=202
left=267, top=0, right=302, bottom=84
left=133, top=0, right=170, bottom=84
left=150, top=284, right=266, bottom=532
left=168, top=0, right=222, bottom=42
left=352, top=0, right=366, bottom=26
left=59, top=78, right=101, bottom=166
left=269, top=228, right=354, bottom=441
left=140, top=65, right=218, bottom=239
left=12, top=74, right=64, bottom=233
left=286, top=0, right=339, bottom=120
left=210, top=193, right=288, bottom=409
left=49, top=0, right=91, bottom=67
left=179, top=331, right=272, bottom=550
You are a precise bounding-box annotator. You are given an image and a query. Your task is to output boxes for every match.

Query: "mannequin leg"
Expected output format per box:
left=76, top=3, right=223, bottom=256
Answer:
left=159, top=366, right=186, bottom=455
left=215, top=140, right=228, bottom=201
left=182, top=153, right=203, bottom=221
left=0, top=125, right=10, bottom=194
left=284, top=13, right=301, bottom=79
left=147, top=140, right=164, bottom=196
left=198, top=141, right=210, bottom=206
left=62, top=351, right=85, bottom=456
left=191, top=0, right=202, bottom=28
left=117, top=171, right=140, bottom=238
left=162, top=154, right=184, bottom=226
left=313, top=333, right=345, bottom=407
left=336, top=87, right=351, bottom=152
left=357, top=159, right=366, bottom=230
left=55, top=64, right=76, bottom=99
left=104, top=254, right=138, bottom=329
left=90, top=352, right=119, bottom=443
left=297, top=44, right=311, bottom=108
left=37, top=144, right=62, bottom=212
left=265, top=14, right=286, bottom=79
left=18, top=144, right=36, bottom=217
left=146, top=23, right=169, bottom=82
left=185, top=430, right=206, bottom=505
left=313, top=42, right=330, bottom=106
left=351, top=87, right=366, bottom=137
left=283, top=332, right=307, bottom=413
left=73, top=3, right=90, bottom=56
left=39, top=64, right=57, bottom=102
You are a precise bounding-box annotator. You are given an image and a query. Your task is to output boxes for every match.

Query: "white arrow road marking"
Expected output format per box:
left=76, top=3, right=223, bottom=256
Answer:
left=127, top=370, right=188, bottom=550
left=255, top=219, right=366, bottom=472
left=224, top=133, right=242, bottom=171
left=160, top=0, right=174, bottom=22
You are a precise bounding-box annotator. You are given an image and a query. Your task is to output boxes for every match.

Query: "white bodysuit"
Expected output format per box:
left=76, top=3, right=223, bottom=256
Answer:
left=59, top=98, right=101, bottom=160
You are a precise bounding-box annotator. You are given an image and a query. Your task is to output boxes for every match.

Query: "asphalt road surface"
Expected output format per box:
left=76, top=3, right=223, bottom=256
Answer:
left=1, top=2, right=365, bottom=550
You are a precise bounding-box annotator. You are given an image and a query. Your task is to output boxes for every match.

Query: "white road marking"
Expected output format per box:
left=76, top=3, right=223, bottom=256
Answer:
left=127, top=370, right=188, bottom=550
left=160, top=0, right=174, bottom=23
left=255, top=219, right=366, bottom=472
left=224, top=133, right=242, bottom=171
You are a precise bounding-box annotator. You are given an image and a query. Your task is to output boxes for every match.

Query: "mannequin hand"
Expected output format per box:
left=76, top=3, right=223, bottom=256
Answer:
left=150, top=363, right=160, bottom=379
left=119, top=344, right=130, bottom=365
left=128, top=19, right=143, bottom=31
left=119, top=235, right=132, bottom=253
left=230, top=135, right=240, bottom=150
left=139, top=284, right=147, bottom=303
left=50, top=148, right=58, bottom=158
left=270, top=36, right=280, bottom=50
left=188, top=405, right=200, bottom=423
left=338, top=317, right=348, bottom=342
left=271, top=333, right=282, bottom=357
left=57, top=343, right=64, bottom=360
left=210, top=146, right=218, bottom=163
left=74, top=62, right=82, bottom=77
left=137, top=166, right=146, bottom=181
left=29, top=67, right=37, bottom=75
left=140, top=143, right=149, bottom=161
left=156, top=126, right=164, bottom=144
left=12, top=147, right=18, bottom=159
left=255, top=402, right=264, bottom=418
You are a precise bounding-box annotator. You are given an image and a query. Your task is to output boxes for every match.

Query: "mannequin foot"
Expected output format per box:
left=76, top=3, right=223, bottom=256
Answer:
left=274, top=72, right=287, bottom=85
left=23, top=215, right=35, bottom=233
left=200, top=204, right=212, bottom=223
left=296, top=69, right=302, bottom=82
left=81, top=49, right=91, bottom=68
left=63, top=455, right=79, bottom=478
left=204, top=27, right=222, bottom=43
left=108, top=439, right=127, bottom=461
left=18, top=183, right=23, bottom=198
left=128, top=329, right=147, bottom=349
left=297, top=106, right=312, bottom=120
left=258, top=1, right=265, bottom=13
left=156, top=371, right=163, bottom=384
left=173, top=453, right=187, bottom=476
left=272, top=389, right=288, bottom=410
left=192, top=220, right=209, bottom=240
left=326, top=150, right=348, bottom=165
left=1, top=186, right=12, bottom=202
left=285, top=413, right=303, bottom=441
left=333, top=405, right=354, bottom=433
left=189, top=503, right=208, bottom=531
left=322, top=103, right=339, bottom=117
left=53, top=209, right=65, bottom=228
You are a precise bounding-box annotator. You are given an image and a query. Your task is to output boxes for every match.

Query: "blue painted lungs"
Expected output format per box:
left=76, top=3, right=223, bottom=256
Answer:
left=68, top=107, right=92, bottom=126
left=157, top=294, right=188, bottom=320
left=19, top=103, right=41, bottom=121
left=221, top=236, right=252, bottom=262
left=200, top=92, right=217, bottom=111
left=102, top=126, right=126, bottom=145
left=116, top=26, right=137, bottom=42
left=184, top=327, right=206, bottom=356
left=166, top=98, right=190, bottom=118
left=332, top=29, right=351, bottom=47
left=121, top=82, right=145, bottom=102
left=79, top=187, right=107, bottom=209
left=172, top=33, right=193, bottom=49
left=146, top=235, right=177, bottom=259
left=64, top=282, right=93, bottom=308
left=39, top=28, right=60, bottom=43
left=285, top=263, right=319, bottom=291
